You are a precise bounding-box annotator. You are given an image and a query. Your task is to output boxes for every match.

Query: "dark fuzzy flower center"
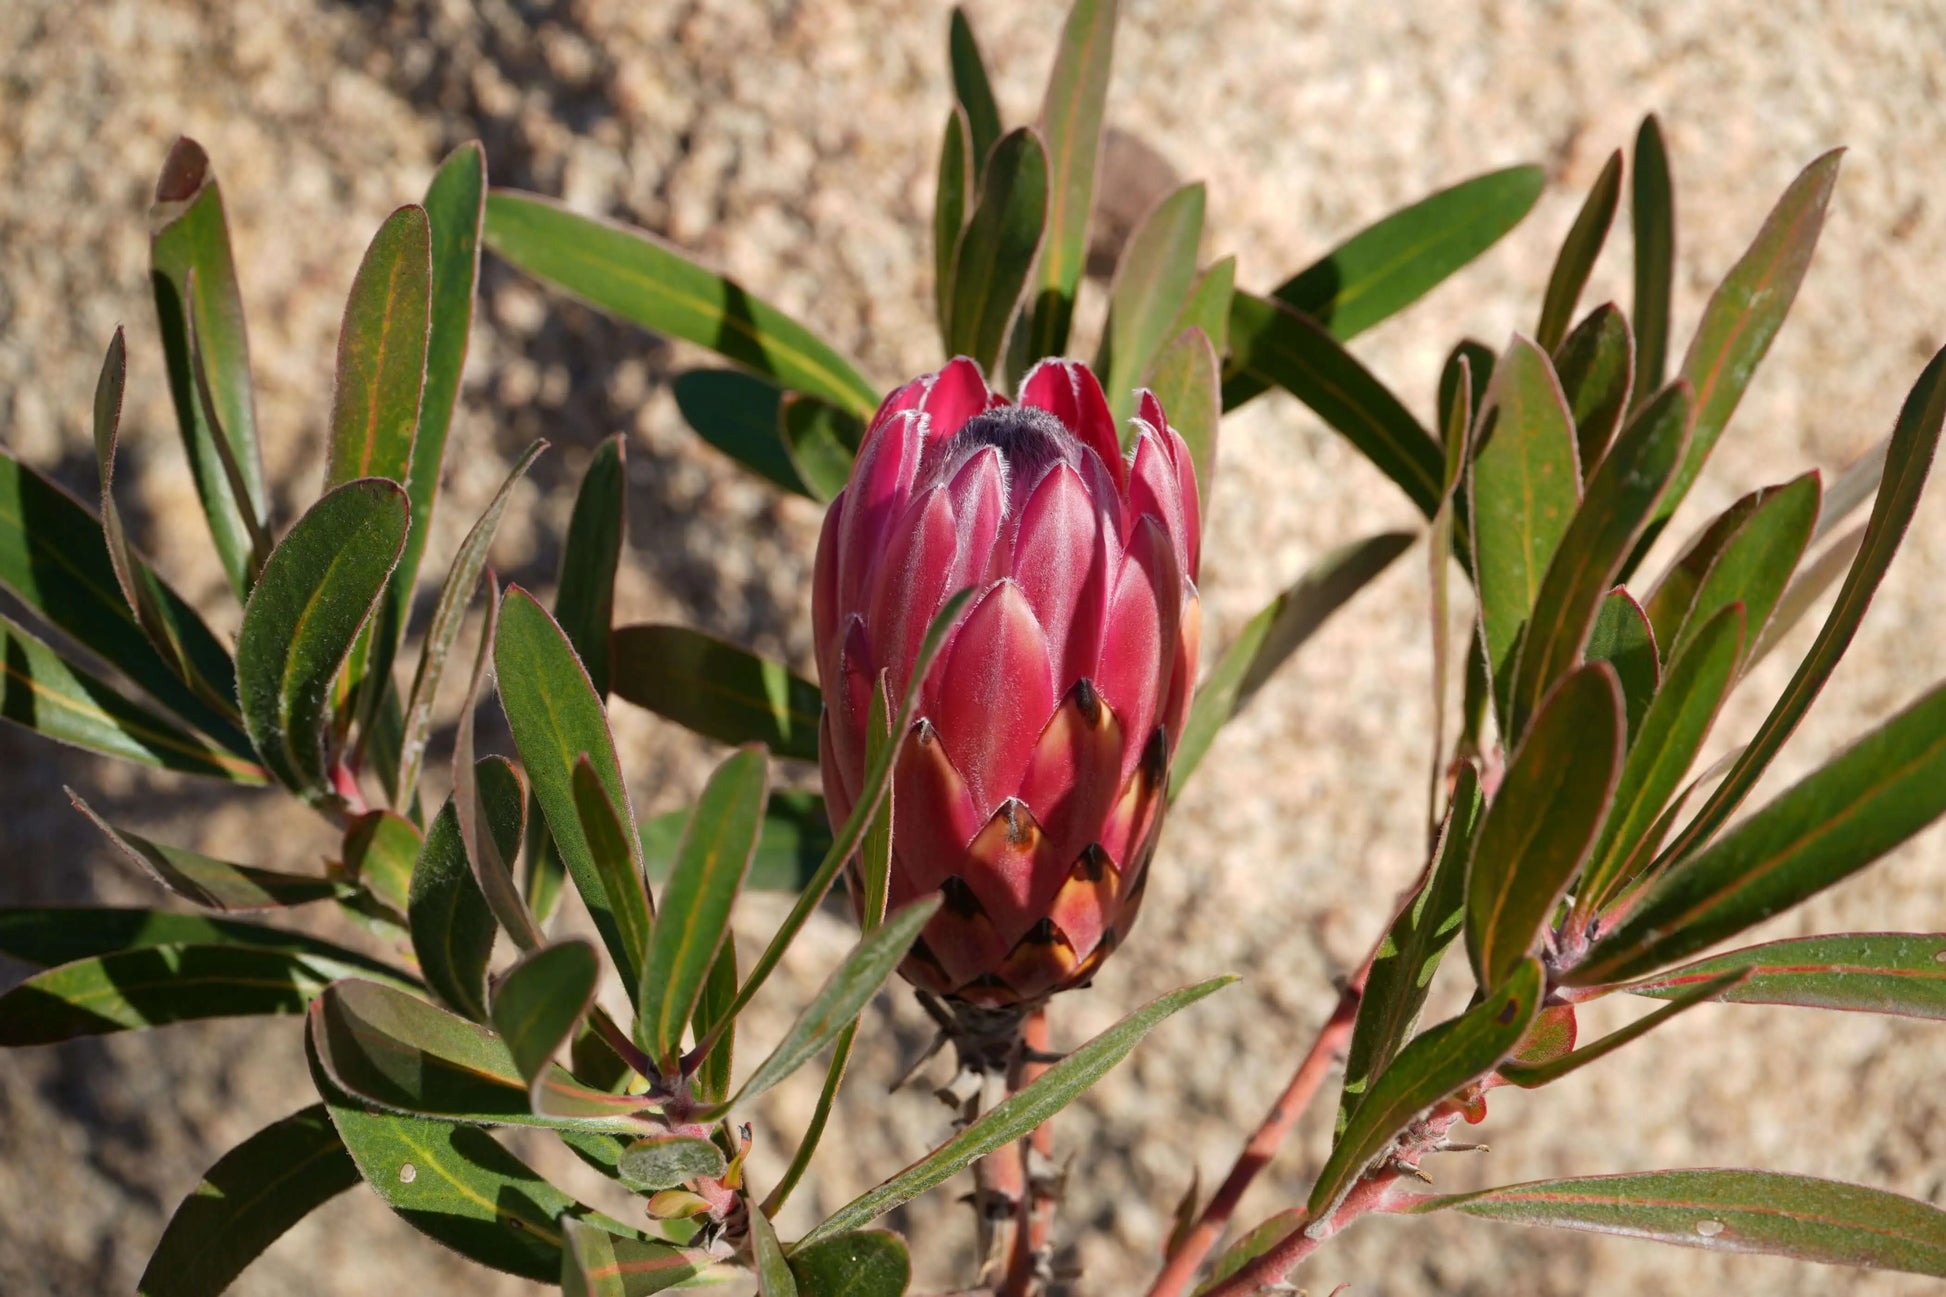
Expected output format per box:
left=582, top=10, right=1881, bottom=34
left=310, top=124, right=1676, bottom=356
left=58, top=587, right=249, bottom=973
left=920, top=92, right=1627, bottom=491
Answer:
left=946, top=404, right=1076, bottom=478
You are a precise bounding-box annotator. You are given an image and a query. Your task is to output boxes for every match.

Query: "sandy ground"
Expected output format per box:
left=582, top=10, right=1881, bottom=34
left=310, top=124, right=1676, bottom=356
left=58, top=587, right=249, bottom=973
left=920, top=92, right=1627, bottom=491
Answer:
left=2, top=1, right=1944, bottom=1293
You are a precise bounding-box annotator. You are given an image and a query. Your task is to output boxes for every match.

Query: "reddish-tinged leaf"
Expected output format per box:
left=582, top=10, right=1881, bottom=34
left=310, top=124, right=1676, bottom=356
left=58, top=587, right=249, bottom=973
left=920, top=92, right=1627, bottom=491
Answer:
left=71, top=793, right=343, bottom=912
left=559, top=1217, right=711, bottom=1296
left=950, top=128, right=1050, bottom=374
left=1582, top=588, right=1659, bottom=742
left=1629, top=117, right=1675, bottom=411
left=326, top=205, right=430, bottom=492
left=1629, top=932, right=1946, bottom=1020
left=1099, top=182, right=1206, bottom=431
left=1025, top=0, right=1117, bottom=359
left=1537, top=151, right=1623, bottom=353
left=1498, top=970, right=1740, bottom=1088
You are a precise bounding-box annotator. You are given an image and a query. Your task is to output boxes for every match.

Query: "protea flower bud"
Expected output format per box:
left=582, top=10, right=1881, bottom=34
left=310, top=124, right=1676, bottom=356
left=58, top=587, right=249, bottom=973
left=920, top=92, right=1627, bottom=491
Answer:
left=813, top=357, right=1202, bottom=1008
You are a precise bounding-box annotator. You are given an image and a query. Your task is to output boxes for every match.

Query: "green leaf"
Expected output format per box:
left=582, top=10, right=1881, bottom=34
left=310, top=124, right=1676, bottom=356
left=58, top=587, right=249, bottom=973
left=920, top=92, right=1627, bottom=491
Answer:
left=1553, top=304, right=1635, bottom=484
left=1309, top=960, right=1543, bottom=1219
left=0, top=944, right=407, bottom=1045
left=1471, top=336, right=1583, bottom=720
left=341, top=810, right=421, bottom=917
left=1630, top=116, right=1676, bottom=410
left=1023, top=0, right=1116, bottom=360
left=934, top=108, right=972, bottom=349
left=779, top=394, right=865, bottom=506
left=0, top=907, right=384, bottom=970
left=1338, top=763, right=1483, bottom=1132
left=409, top=794, right=502, bottom=1020
left=689, top=934, right=738, bottom=1107
left=483, top=191, right=877, bottom=417
left=1172, top=531, right=1414, bottom=799
left=1629, top=932, right=1946, bottom=1020
left=788, top=1230, right=911, bottom=1297
left=492, top=938, right=605, bottom=1115
left=1577, top=602, right=1745, bottom=916
left=237, top=479, right=410, bottom=800
left=1505, top=383, right=1689, bottom=742
left=1498, top=970, right=1741, bottom=1088
left=556, top=436, right=627, bottom=697
left=947, top=8, right=1001, bottom=185
left=396, top=440, right=546, bottom=801
left=948, top=128, right=1050, bottom=374
left=801, top=975, right=1233, bottom=1246
left=641, top=790, right=832, bottom=894
left=751, top=1204, right=799, bottom=1297
left=0, top=451, right=249, bottom=755
left=1651, top=150, right=1843, bottom=539
left=1537, top=151, right=1623, bottom=353
left=311, top=978, right=652, bottom=1132
left=1651, top=343, right=1946, bottom=867
left=616, top=1137, right=725, bottom=1193
left=1411, top=1169, right=1946, bottom=1276
left=326, top=204, right=431, bottom=493
left=394, top=142, right=487, bottom=629
left=1099, top=183, right=1206, bottom=431
left=611, top=624, right=822, bottom=762
left=454, top=586, right=544, bottom=951
left=700, top=896, right=937, bottom=1120
left=1224, top=165, right=1546, bottom=408
left=1582, top=589, right=1659, bottom=742
left=1659, top=473, right=1818, bottom=670
left=149, top=137, right=268, bottom=601
left=0, top=613, right=263, bottom=782
left=568, top=760, right=656, bottom=1003
left=70, top=792, right=345, bottom=911
left=670, top=369, right=809, bottom=497
left=136, top=1104, right=360, bottom=1297
left=1147, top=328, right=1221, bottom=514
left=559, top=1217, right=711, bottom=1296
left=496, top=587, right=644, bottom=987
left=1224, top=293, right=1444, bottom=516
left=1169, top=256, right=1236, bottom=359
left=639, top=746, right=767, bottom=1069
left=1427, top=352, right=1471, bottom=788
left=1571, top=674, right=1946, bottom=987
left=1465, top=665, right=1621, bottom=989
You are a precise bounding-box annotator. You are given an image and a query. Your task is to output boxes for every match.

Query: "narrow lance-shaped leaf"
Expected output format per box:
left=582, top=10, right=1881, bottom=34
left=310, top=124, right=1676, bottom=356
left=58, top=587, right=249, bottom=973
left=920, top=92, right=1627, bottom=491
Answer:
left=611, top=624, right=823, bottom=762
left=641, top=790, right=833, bottom=894
left=639, top=745, right=767, bottom=1069
left=1024, top=0, right=1117, bottom=360
left=236, top=480, right=410, bottom=800
left=948, top=128, right=1049, bottom=375
left=671, top=368, right=810, bottom=496
left=559, top=1217, right=712, bottom=1297
left=0, top=613, right=263, bottom=783
left=689, top=934, right=738, bottom=1107
left=1537, top=151, right=1623, bottom=352
left=1224, top=293, right=1445, bottom=516
left=1629, top=116, right=1675, bottom=411
left=453, top=583, right=544, bottom=950
left=0, top=907, right=391, bottom=971
left=1098, top=182, right=1206, bottom=431
left=1570, top=673, right=1946, bottom=987
left=947, top=7, right=1002, bottom=184
left=491, top=938, right=606, bottom=1116
left=484, top=191, right=878, bottom=418
left=1168, top=255, right=1236, bottom=358
left=573, top=756, right=656, bottom=990
left=699, top=896, right=937, bottom=1120
left=801, top=974, right=1234, bottom=1245
left=1147, top=328, right=1220, bottom=516
left=149, top=136, right=268, bottom=600
left=779, top=394, right=866, bottom=506
left=1406, top=1169, right=1946, bottom=1277
left=1582, top=589, right=1659, bottom=742
left=1339, top=763, right=1482, bottom=1132
left=326, top=204, right=431, bottom=492
left=136, top=1104, right=360, bottom=1297
left=1628, top=932, right=1946, bottom=1020
left=496, top=587, right=645, bottom=987
left=395, top=440, right=546, bottom=801
left=1224, top=165, right=1546, bottom=408
left=1497, top=969, right=1743, bottom=1088
left=1749, top=522, right=1865, bottom=668
left=1657, top=472, right=1819, bottom=671
left=750, top=1205, right=798, bottom=1297
left=408, top=790, right=507, bottom=1020
left=1172, top=531, right=1414, bottom=800
left=1307, top=960, right=1543, bottom=1222
left=1574, top=602, right=1745, bottom=918
left=934, top=107, right=972, bottom=347
left=184, top=269, right=275, bottom=584
left=1554, top=304, right=1635, bottom=477
left=1649, top=150, right=1843, bottom=541
left=1465, top=666, right=1622, bottom=989
left=1427, top=354, right=1472, bottom=803
left=0, top=943, right=411, bottom=1046
left=0, top=451, right=249, bottom=755
left=1470, top=335, right=1582, bottom=721
left=1652, top=343, right=1946, bottom=867
left=70, top=792, right=345, bottom=912
left=1505, top=382, right=1689, bottom=741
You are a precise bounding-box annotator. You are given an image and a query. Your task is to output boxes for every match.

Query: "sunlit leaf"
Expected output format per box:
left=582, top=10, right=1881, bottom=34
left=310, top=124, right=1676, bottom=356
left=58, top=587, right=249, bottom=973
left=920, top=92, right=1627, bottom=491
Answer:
left=1023, top=0, right=1116, bottom=360
left=948, top=128, right=1049, bottom=374
left=1537, top=151, right=1623, bottom=353
left=1629, top=116, right=1675, bottom=410
left=1553, top=305, right=1635, bottom=486
left=1628, top=932, right=1946, bottom=1020
left=788, top=1230, right=911, bottom=1297
left=611, top=624, right=823, bottom=763
left=559, top=1216, right=712, bottom=1296
left=1098, top=182, right=1206, bottom=430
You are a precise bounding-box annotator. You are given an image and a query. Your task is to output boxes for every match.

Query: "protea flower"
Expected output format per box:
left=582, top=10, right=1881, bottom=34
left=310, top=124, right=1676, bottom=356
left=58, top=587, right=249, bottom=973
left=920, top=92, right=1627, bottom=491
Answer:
left=813, top=357, right=1202, bottom=1008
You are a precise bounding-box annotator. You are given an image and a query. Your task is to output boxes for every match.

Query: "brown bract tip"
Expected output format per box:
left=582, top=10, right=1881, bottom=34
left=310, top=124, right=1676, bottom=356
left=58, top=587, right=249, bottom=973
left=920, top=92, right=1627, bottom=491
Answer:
left=155, top=136, right=211, bottom=205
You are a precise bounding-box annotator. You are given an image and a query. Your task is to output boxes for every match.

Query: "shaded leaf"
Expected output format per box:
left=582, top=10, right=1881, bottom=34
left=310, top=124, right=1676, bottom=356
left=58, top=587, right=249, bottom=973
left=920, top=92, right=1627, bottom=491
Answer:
left=1024, top=0, right=1116, bottom=359
left=779, top=394, right=865, bottom=506
left=137, top=1104, right=359, bottom=1297
left=1629, top=116, right=1675, bottom=410
left=237, top=480, right=410, bottom=800
left=1657, top=473, right=1818, bottom=670
left=1749, top=522, right=1865, bottom=668
left=341, top=811, right=421, bottom=917
left=948, top=128, right=1050, bottom=374
left=751, top=1204, right=798, bottom=1297
left=947, top=8, right=1002, bottom=185
left=0, top=907, right=382, bottom=971
left=671, top=369, right=808, bottom=496
left=483, top=192, right=877, bottom=417
left=72, top=792, right=345, bottom=911
left=641, top=790, right=832, bottom=894
left=801, top=975, right=1234, bottom=1245
left=555, top=436, right=626, bottom=697
left=573, top=758, right=655, bottom=992
left=409, top=793, right=503, bottom=1020
left=934, top=107, right=972, bottom=348
left=788, top=1230, right=911, bottom=1297
left=1411, top=1169, right=1946, bottom=1276
left=1629, top=932, right=1946, bottom=1020
left=1582, top=589, right=1659, bottom=742
left=611, top=624, right=822, bottom=762
left=689, top=934, right=738, bottom=1107
left=559, top=1217, right=711, bottom=1296
left=1099, top=182, right=1206, bottom=431
left=1537, top=151, right=1623, bottom=353
left=492, top=938, right=604, bottom=1115
left=1553, top=304, right=1635, bottom=484
left=453, top=585, right=543, bottom=951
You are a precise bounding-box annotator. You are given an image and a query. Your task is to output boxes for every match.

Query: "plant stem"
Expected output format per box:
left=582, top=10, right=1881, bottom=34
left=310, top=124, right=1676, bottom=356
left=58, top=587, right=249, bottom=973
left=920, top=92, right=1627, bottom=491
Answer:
left=1005, top=1005, right=1056, bottom=1294
left=1145, top=974, right=1364, bottom=1297
left=1197, top=1169, right=1400, bottom=1297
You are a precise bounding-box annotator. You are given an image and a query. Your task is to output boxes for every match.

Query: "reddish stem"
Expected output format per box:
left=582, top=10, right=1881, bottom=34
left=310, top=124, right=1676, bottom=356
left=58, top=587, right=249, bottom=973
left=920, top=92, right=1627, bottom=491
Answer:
left=1197, top=1170, right=1401, bottom=1297
left=1145, top=975, right=1365, bottom=1297
left=1005, top=1006, right=1056, bottom=1294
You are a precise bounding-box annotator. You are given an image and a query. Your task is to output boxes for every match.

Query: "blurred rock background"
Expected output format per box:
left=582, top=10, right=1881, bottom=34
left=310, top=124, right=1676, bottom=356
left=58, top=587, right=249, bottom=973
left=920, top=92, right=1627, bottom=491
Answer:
left=3, top=0, right=1944, bottom=1293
